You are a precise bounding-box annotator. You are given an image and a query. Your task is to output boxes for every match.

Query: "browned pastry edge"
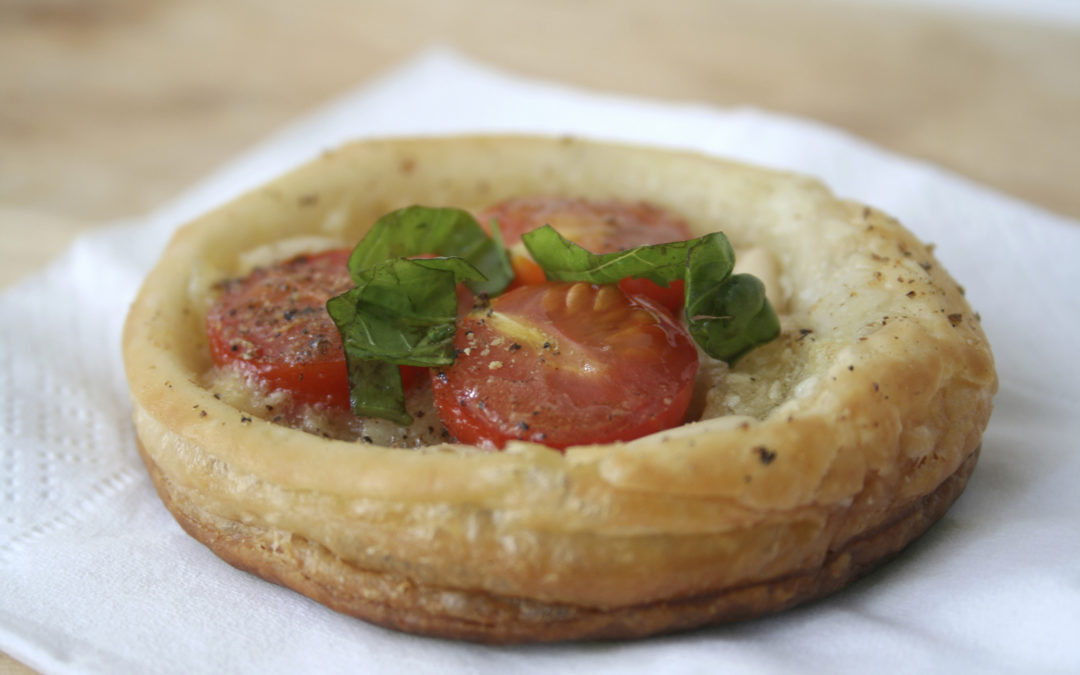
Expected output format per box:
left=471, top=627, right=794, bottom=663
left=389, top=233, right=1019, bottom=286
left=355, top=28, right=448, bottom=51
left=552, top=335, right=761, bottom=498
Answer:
left=139, top=441, right=979, bottom=644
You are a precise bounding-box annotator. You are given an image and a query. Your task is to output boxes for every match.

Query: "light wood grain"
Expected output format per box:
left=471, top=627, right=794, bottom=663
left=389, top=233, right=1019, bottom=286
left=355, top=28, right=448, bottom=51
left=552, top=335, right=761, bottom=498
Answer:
left=2, top=0, right=1077, bottom=231
left=1, top=0, right=1076, bottom=669
left=0, top=657, right=33, bottom=675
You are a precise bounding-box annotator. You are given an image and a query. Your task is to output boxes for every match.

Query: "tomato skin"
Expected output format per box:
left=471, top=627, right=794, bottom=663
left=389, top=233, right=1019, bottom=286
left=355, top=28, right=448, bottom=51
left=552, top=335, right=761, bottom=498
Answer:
left=431, top=282, right=699, bottom=450
left=478, top=196, right=693, bottom=313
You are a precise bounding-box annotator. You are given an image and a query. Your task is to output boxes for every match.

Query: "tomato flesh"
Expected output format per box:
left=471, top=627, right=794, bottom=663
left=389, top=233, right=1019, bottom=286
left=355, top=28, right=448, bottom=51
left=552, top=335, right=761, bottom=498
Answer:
left=205, top=249, right=424, bottom=409
left=477, top=196, right=693, bottom=313
left=431, top=282, right=699, bottom=450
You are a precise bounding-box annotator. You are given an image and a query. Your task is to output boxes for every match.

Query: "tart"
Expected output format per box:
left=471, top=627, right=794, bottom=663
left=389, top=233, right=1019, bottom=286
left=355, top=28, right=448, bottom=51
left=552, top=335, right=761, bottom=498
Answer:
left=122, top=136, right=997, bottom=642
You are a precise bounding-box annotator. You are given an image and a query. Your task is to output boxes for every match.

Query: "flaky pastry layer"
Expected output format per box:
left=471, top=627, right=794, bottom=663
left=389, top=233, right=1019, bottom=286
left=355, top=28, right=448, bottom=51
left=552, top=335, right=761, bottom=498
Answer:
left=122, top=136, right=997, bottom=640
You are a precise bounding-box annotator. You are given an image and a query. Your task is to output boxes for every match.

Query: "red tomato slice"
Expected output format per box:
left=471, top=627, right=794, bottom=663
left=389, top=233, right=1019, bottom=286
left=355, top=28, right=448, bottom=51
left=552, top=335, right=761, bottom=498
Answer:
left=205, top=249, right=424, bottom=409
left=431, top=282, right=699, bottom=450
left=476, top=196, right=692, bottom=313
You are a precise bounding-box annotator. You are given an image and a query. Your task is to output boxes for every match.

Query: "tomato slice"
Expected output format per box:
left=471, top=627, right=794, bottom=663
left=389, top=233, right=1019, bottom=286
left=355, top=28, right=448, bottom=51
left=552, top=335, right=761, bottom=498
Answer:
left=205, top=249, right=425, bottom=409
left=205, top=249, right=353, bottom=408
left=431, top=282, right=699, bottom=450
left=476, top=196, right=693, bottom=313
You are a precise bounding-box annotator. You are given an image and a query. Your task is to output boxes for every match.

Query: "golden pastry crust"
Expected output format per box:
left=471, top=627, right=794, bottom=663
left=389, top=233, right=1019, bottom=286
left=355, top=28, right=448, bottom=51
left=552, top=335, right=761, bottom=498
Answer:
left=122, top=136, right=997, bottom=641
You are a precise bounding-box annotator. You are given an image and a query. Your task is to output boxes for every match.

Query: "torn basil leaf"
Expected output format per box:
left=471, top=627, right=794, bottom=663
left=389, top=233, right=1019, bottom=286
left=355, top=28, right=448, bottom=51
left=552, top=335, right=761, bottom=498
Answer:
left=328, top=207, right=512, bottom=423
left=347, top=205, right=513, bottom=296
left=519, top=224, right=703, bottom=287
left=522, top=224, right=779, bottom=362
left=341, top=359, right=413, bottom=426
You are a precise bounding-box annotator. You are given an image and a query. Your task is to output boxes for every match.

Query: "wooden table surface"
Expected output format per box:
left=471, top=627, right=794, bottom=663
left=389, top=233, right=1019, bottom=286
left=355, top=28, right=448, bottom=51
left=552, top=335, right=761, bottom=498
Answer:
left=1, top=0, right=1077, bottom=671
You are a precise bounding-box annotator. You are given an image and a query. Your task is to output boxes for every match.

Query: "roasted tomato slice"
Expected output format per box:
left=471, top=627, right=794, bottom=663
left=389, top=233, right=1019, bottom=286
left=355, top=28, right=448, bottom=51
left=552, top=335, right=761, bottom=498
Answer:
left=431, top=282, right=699, bottom=450
left=205, top=249, right=424, bottom=409
left=476, top=196, right=693, bottom=313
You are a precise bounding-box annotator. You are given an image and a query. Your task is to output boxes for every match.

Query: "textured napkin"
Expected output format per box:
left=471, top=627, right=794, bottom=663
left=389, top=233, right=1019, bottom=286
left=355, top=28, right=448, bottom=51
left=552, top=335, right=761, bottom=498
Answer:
left=2, top=49, right=1078, bottom=675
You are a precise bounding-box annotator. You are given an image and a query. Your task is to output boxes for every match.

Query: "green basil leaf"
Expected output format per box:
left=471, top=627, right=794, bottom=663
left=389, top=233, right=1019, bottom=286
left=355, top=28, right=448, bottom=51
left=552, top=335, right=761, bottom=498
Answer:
left=330, top=257, right=481, bottom=364
left=328, top=258, right=480, bottom=421
left=521, top=224, right=696, bottom=286
left=686, top=272, right=779, bottom=363
left=342, top=359, right=412, bottom=426
left=328, top=207, right=512, bottom=423
left=521, top=224, right=779, bottom=363
left=348, top=205, right=513, bottom=296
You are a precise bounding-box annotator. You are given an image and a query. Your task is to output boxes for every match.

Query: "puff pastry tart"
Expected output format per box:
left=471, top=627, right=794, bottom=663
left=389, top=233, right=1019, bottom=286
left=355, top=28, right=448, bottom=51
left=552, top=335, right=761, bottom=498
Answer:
left=123, top=136, right=996, bottom=642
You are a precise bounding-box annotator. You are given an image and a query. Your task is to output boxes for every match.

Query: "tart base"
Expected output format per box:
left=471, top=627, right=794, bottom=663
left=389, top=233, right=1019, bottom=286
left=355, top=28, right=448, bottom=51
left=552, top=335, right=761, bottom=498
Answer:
left=139, top=441, right=979, bottom=644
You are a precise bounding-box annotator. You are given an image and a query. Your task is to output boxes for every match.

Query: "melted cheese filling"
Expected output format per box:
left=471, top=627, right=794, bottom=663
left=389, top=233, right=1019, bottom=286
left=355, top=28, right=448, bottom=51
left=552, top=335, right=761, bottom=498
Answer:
left=203, top=365, right=452, bottom=446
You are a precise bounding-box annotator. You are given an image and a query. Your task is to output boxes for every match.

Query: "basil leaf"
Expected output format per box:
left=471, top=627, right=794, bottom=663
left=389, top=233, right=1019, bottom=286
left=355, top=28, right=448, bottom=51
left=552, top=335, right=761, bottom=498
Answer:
left=328, top=207, right=512, bottom=423
left=330, top=258, right=481, bottom=364
left=348, top=205, right=513, bottom=296
left=521, top=224, right=696, bottom=286
left=342, top=359, right=412, bottom=426
left=521, top=224, right=779, bottom=363
left=686, top=272, right=779, bottom=363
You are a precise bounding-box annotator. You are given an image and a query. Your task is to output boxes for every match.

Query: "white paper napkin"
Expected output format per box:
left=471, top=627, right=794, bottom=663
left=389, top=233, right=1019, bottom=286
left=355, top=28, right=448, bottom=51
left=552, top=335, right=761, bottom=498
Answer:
left=2, top=49, right=1078, bottom=675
